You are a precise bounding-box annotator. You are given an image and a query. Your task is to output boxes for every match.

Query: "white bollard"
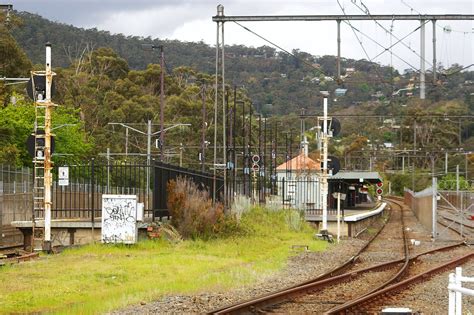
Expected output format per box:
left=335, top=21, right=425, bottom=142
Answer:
left=448, top=273, right=456, bottom=315
left=455, top=267, right=462, bottom=315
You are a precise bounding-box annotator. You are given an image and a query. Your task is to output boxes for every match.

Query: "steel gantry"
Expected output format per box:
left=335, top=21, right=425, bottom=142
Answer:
left=213, top=9, right=474, bottom=99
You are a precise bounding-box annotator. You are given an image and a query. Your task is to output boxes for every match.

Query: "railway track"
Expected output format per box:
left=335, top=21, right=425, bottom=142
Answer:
left=437, top=205, right=474, bottom=240
left=327, top=249, right=473, bottom=314
left=208, top=198, right=471, bottom=314
left=208, top=199, right=405, bottom=314
left=0, top=244, right=38, bottom=266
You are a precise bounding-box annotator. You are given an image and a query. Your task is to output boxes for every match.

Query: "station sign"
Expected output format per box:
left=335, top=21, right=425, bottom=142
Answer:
left=58, top=166, right=69, bottom=186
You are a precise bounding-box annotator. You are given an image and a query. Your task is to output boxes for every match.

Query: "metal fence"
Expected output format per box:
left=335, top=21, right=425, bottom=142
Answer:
left=229, top=176, right=323, bottom=212
left=438, top=191, right=474, bottom=212
left=41, top=160, right=152, bottom=221
left=1, top=160, right=375, bottom=237
left=0, top=165, right=32, bottom=246
left=153, top=161, right=224, bottom=217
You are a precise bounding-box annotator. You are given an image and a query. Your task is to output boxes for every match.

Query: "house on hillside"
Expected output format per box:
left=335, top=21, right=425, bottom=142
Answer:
left=276, top=140, right=321, bottom=210
left=335, top=88, right=347, bottom=97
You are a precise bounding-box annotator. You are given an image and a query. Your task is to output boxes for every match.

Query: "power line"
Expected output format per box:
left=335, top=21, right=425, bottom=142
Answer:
left=350, top=0, right=433, bottom=68
left=401, top=0, right=474, bottom=34
left=336, top=1, right=385, bottom=81
left=346, top=21, right=421, bottom=72
left=371, top=21, right=428, bottom=61
left=232, top=21, right=328, bottom=78
left=336, top=0, right=425, bottom=79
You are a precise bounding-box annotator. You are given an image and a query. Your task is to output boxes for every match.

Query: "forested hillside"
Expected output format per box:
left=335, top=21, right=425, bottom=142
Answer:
left=11, top=11, right=403, bottom=115
left=1, top=10, right=473, bottom=182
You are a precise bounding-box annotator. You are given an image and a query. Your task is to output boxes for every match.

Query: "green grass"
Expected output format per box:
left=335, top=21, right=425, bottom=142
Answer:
left=0, top=208, right=327, bottom=314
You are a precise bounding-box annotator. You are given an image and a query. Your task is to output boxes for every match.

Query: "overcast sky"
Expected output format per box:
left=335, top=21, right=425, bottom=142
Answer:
left=10, top=0, right=474, bottom=72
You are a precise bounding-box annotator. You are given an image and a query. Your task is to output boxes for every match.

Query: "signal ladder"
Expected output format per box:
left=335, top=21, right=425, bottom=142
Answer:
left=32, top=85, right=47, bottom=251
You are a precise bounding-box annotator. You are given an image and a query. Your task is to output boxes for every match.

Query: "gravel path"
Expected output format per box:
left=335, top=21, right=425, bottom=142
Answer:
left=112, top=238, right=366, bottom=314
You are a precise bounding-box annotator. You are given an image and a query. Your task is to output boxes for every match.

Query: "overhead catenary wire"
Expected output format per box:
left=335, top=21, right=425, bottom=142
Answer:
left=336, top=0, right=422, bottom=89
left=232, top=21, right=329, bottom=78
left=351, top=0, right=434, bottom=68
left=401, top=0, right=474, bottom=34
left=346, top=20, right=421, bottom=72
left=371, top=20, right=428, bottom=61
left=336, top=0, right=389, bottom=85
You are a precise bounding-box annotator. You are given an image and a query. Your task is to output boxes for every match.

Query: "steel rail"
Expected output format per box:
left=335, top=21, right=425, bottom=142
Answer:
left=438, top=219, right=473, bottom=240
left=439, top=214, right=474, bottom=231
left=209, top=199, right=405, bottom=314
left=359, top=199, right=410, bottom=296
left=327, top=251, right=474, bottom=314
left=0, top=252, right=39, bottom=267
left=209, top=235, right=465, bottom=313
left=212, top=198, right=464, bottom=314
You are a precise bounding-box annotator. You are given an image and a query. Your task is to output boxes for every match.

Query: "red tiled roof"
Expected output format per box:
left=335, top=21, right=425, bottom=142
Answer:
left=276, top=153, right=320, bottom=171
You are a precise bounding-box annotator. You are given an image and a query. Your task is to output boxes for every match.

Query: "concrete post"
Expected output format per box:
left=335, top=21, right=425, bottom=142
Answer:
left=337, top=20, right=341, bottom=81
left=432, top=176, right=437, bottom=239
left=43, top=43, right=53, bottom=251
left=432, top=20, right=437, bottom=83
left=420, top=20, right=426, bottom=99
left=321, top=98, right=329, bottom=232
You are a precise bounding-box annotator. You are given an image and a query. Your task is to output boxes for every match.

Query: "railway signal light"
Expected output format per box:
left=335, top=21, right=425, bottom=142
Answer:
left=376, top=181, right=383, bottom=188
left=320, top=117, right=341, bottom=137
left=323, top=155, right=341, bottom=176
left=376, top=188, right=383, bottom=195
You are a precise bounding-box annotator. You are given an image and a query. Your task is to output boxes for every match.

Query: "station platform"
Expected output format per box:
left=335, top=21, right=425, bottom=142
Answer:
left=11, top=218, right=151, bottom=249
left=10, top=201, right=388, bottom=248
left=305, top=202, right=388, bottom=237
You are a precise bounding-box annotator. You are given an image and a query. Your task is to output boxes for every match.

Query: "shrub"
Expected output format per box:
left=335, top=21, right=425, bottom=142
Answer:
left=167, top=177, right=240, bottom=239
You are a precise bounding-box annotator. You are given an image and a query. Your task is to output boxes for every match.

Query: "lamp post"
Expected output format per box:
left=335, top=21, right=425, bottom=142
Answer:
left=142, top=44, right=165, bottom=161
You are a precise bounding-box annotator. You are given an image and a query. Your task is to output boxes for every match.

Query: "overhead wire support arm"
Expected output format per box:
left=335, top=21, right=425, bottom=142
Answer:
left=213, top=14, right=474, bottom=22
left=108, top=123, right=146, bottom=135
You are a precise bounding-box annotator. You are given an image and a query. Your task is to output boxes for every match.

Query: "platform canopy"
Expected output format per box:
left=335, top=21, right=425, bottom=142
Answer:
left=329, top=171, right=382, bottom=184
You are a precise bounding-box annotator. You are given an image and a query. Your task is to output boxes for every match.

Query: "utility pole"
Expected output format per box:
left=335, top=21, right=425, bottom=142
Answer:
left=159, top=46, right=165, bottom=162
left=320, top=98, right=329, bottom=235
left=201, top=85, right=207, bottom=172
left=420, top=19, right=426, bottom=99
left=142, top=44, right=166, bottom=161
left=233, top=89, right=238, bottom=198
left=263, top=117, right=267, bottom=203
left=336, top=20, right=341, bottom=81
left=242, top=99, right=248, bottom=196
left=43, top=43, right=54, bottom=252
left=213, top=5, right=223, bottom=204
left=31, top=43, right=55, bottom=251
left=147, top=120, right=151, bottom=204
left=125, top=128, right=129, bottom=157
left=412, top=119, right=417, bottom=191
left=445, top=151, right=448, bottom=174
left=432, top=19, right=437, bottom=84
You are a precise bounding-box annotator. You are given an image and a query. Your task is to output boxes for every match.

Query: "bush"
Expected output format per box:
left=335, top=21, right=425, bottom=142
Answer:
left=239, top=206, right=311, bottom=236
left=167, top=177, right=240, bottom=239
left=438, top=173, right=470, bottom=190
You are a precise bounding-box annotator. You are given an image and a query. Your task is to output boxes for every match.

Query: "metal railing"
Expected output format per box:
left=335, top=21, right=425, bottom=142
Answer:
left=448, top=267, right=474, bottom=315
left=0, top=165, right=32, bottom=246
